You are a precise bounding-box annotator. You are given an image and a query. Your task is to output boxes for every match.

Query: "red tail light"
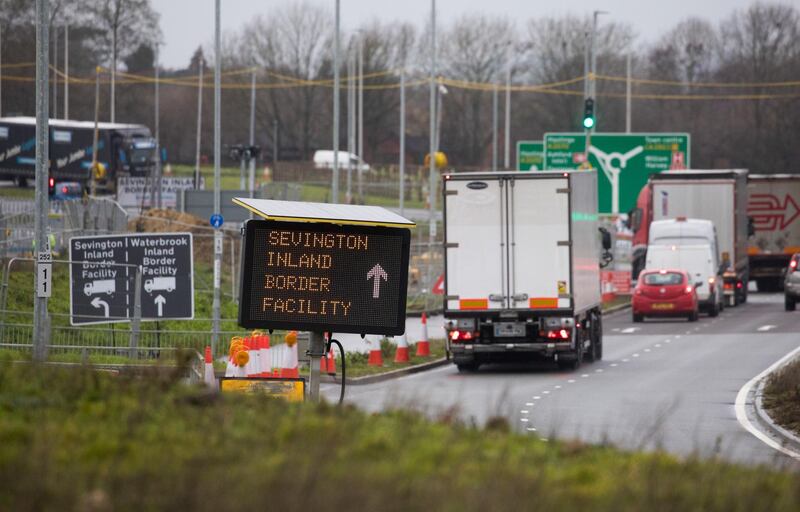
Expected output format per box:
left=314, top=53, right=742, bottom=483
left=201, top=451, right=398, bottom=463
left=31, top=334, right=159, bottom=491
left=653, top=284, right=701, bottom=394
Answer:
left=791, top=260, right=798, bottom=270
left=546, top=328, right=571, bottom=340
left=724, top=282, right=733, bottom=290
left=685, top=286, right=693, bottom=294
left=736, top=281, right=743, bottom=289
left=449, top=330, right=475, bottom=343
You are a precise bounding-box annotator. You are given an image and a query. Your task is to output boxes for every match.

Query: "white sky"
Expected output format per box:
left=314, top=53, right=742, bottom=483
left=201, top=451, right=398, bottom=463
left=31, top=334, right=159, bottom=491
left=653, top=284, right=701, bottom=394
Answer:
left=153, top=0, right=757, bottom=69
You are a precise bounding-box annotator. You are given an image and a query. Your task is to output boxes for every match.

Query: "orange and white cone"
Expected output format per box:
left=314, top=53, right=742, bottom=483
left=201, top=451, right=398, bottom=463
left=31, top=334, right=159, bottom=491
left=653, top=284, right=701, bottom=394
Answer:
left=203, top=346, right=217, bottom=389
left=415, top=313, right=431, bottom=357
left=226, top=337, right=245, bottom=377
left=394, top=333, right=410, bottom=363
left=246, top=337, right=261, bottom=377
left=367, top=335, right=384, bottom=366
left=326, top=348, right=337, bottom=375
left=281, top=331, right=300, bottom=378
left=258, top=334, right=271, bottom=377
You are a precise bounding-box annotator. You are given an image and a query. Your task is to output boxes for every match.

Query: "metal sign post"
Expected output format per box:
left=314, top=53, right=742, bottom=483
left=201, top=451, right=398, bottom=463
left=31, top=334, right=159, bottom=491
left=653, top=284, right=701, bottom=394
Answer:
left=33, top=0, right=50, bottom=361
left=212, top=0, right=222, bottom=356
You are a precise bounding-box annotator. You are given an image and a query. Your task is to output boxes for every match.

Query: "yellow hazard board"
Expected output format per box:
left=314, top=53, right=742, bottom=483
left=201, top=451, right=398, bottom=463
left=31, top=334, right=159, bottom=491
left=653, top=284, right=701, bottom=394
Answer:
left=220, top=378, right=305, bottom=402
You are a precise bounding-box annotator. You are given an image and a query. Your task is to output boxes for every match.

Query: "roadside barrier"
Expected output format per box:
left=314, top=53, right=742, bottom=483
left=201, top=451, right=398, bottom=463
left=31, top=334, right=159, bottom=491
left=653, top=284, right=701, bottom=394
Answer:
left=280, top=331, right=299, bottom=378
left=256, top=333, right=271, bottom=377
left=394, top=333, right=410, bottom=363
left=415, top=312, right=431, bottom=357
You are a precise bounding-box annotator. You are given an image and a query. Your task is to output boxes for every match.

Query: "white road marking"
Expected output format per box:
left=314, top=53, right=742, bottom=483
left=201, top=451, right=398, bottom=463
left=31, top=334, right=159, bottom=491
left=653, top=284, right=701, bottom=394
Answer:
left=520, top=410, right=529, bottom=414
left=735, top=344, right=800, bottom=460
left=567, top=379, right=576, bottom=383
left=757, top=325, right=777, bottom=332
left=533, top=396, right=541, bottom=400
left=520, top=418, right=529, bottom=422
left=525, top=402, right=534, bottom=406
left=655, top=344, right=662, bottom=348
left=665, top=339, right=671, bottom=343
left=632, top=354, right=640, bottom=358
left=542, top=391, right=550, bottom=394
left=610, top=363, right=618, bottom=367
left=622, top=359, right=630, bottom=363
left=526, top=427, right=537, bottom=432
left=621, top=327, right=640, bottom=334
left=675, top=335, right=681, bottom=339
left=581, top=374, right=589, bottom=378
left=554, top=385, right=562, bottom=389
left=644, top=348, right=651, bottom=352
left=595, top=369, right=603, bottom=373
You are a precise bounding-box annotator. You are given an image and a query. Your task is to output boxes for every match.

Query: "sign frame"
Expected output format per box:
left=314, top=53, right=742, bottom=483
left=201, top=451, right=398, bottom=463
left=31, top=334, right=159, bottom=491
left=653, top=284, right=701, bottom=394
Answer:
left=238, top=219, right=411, bottom=336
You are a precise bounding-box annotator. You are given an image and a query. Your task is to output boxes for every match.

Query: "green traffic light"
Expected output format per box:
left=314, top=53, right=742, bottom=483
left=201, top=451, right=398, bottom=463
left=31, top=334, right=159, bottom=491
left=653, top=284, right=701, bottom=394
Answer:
left=583, top=117, right=595, bottom=129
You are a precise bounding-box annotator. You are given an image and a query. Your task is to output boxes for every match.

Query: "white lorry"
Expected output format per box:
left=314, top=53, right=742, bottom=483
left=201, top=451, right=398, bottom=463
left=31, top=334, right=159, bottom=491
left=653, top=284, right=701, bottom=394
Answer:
left=649, top=170, right=751, bottom=306
left=442, top=170, right=610, bottom=372
left=747, top=174, right=800, bottom=292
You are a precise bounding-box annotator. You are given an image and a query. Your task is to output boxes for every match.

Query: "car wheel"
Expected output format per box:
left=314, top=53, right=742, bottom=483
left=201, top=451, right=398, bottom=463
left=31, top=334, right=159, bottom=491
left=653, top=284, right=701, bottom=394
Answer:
left=786, top=296, right=797, bottom=312
left=632, top=313, right=643, bottom=323
left=709, top=301, right=719, bottom=317
left=689, top=311, right=699, bottom=322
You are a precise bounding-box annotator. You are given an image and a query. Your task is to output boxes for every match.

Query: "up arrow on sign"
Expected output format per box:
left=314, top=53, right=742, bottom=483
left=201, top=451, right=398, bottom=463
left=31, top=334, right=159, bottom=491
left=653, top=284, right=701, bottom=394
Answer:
left=367, top=264, right=388, bottom=299
left=154, top=294, right=166, bottom=317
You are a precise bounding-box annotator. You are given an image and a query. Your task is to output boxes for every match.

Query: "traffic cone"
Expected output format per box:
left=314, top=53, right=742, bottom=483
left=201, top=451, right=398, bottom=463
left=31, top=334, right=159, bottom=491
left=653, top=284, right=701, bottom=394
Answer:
left=326, top=348, right=337, bottom=375
left=258, top=334, right=271, bottom=377
left=367, top=335, right=384, bottom=367
left=320, top=353, right=328, bottom=373
left=415, top=313, right=431, bottom=356
left=281, top=331, right=300, bottom=378
left=394, top=333, right=410, bottom=363
left=225, top=337, right=244, bottom=377
left=203, top=346, right=217, bottom=389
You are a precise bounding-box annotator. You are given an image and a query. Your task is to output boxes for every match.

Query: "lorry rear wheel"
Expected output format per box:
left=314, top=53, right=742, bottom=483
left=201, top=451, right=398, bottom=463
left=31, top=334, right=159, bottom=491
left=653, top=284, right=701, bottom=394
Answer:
left=594, top=314, right=603, bottom=361
left=709, top=301, right=719, bottom=317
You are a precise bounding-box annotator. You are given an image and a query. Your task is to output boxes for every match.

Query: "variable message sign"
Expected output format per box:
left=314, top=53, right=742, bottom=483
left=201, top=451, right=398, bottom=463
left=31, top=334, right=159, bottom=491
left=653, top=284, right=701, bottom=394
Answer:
left=516, top=141, right=544, bottom=171
left=239, top=219, right=411, bottom=335
left=69, top=233, right=194, bottom=325
left=543, top=133, right=690, bottom=214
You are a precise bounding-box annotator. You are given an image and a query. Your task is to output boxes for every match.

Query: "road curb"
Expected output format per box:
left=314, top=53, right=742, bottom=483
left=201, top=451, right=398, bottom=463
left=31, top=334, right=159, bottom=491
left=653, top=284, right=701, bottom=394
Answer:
left=603, top=301, right=632, bottom=315
left=321, top=357, right=449, bottom=386
left=752, top=369, right=800, bottom=454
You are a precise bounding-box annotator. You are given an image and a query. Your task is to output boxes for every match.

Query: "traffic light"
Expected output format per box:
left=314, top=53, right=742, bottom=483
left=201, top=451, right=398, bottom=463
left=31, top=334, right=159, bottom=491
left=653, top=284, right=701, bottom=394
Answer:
left=582, top=98, right=595, bottom=130
left=48, top=177, right=55, bottom=196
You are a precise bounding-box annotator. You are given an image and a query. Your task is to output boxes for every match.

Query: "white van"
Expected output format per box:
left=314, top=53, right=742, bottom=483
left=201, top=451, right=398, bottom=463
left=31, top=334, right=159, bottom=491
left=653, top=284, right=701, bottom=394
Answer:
left=649, top=218, right=719, bottom=266
left=312, top=150, right=370, bottom=172
left=645, top=243, right=724, bottom=316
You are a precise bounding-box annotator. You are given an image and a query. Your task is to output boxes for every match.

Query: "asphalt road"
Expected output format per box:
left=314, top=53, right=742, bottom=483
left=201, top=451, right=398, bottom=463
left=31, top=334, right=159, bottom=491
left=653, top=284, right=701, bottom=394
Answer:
left=324, top=292, right=800, bottom=468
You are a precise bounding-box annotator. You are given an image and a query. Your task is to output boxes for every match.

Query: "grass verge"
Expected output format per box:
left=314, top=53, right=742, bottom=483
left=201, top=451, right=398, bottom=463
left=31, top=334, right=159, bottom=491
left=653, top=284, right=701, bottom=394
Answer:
left=1, top=360, right=800, bottom=511
left=763, top=357, right=800, bottom=436
left=341, top=338, right=446, bottom=378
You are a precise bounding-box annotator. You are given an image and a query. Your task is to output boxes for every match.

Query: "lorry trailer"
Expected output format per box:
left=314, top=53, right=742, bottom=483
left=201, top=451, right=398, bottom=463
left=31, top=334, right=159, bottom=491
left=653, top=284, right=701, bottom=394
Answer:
left=442, top=170, right=609, bottom=372
left=0, top=117, right=157, bottom=191
left=747, top=174, right=800, bottom=292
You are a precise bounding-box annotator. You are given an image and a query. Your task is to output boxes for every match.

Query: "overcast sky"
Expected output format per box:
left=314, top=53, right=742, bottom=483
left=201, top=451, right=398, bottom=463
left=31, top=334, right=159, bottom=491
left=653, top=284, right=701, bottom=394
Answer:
left=153, top=0, right=757, bottom=68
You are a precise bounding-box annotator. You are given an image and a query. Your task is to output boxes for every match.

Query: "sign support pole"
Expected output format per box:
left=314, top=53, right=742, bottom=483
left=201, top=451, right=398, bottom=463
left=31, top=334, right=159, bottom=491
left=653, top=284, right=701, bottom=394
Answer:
left=399, top=66, right=405, bottom=216
left=332, top=0, right=340, bottom=203
left=194, top=63, right=203, bottom=190
left=248, top=69, right=256, bottom=198
left=427, top=0, right=437, bottom=314
left=33, top=0, right=50, bottom=362
left=130, top=267, right=142, bottom=359
left=308, top=331, right=326, bottom=402
left=212, top=0, right=222, bottom=355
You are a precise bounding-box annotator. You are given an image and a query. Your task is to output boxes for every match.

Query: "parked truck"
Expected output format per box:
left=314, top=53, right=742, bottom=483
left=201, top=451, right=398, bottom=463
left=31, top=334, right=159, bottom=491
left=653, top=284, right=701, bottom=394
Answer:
left=747, top=174, right=800, bottom=292
left=442, top=170, right=611, bottom=372
left=0, top=117, right=157, bottom=192
left=630, top=170, right=751, bottom=306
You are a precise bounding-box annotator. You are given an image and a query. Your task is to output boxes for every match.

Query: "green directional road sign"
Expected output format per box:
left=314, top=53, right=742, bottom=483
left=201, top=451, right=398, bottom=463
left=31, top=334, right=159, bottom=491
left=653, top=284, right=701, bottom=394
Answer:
left=516, top=140, right=544, bottom=171
left=543, top=133, right=690, bottom=214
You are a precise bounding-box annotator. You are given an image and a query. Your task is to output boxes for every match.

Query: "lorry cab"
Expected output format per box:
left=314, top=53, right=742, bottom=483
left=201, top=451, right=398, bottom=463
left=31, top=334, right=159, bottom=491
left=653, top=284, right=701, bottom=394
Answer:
left=645, top=243, right=723, bottom=316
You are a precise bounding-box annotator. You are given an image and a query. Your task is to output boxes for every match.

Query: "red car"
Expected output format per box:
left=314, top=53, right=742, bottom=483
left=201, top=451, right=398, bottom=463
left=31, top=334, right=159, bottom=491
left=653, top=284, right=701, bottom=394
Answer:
left=632, top=269, right=699, bottom=322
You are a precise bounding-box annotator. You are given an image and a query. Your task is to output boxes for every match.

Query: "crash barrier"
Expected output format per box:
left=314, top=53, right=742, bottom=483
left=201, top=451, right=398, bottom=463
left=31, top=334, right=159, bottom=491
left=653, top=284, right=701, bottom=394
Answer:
left=601, top=270, right=632, bottom=303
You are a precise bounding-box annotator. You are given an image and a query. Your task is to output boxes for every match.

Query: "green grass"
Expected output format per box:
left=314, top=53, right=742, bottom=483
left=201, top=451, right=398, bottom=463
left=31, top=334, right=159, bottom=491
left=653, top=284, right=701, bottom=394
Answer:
left=602, top=295, right=631, bottom=312
left=763, top=358, right=800, bottom=436
left=0, top=185, right=34, bottom=198
left=342, top=338, right=446, bottom=378
left=1, top=361, right=800, bottom=511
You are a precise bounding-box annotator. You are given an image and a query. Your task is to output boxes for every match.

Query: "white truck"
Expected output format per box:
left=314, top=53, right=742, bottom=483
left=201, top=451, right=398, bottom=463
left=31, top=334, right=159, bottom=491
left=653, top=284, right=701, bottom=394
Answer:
left=442, top=170, right=610, bottom=372
left=747, top=174, right=800, bottom=292
left=649, top=170, right=751, bottom=306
